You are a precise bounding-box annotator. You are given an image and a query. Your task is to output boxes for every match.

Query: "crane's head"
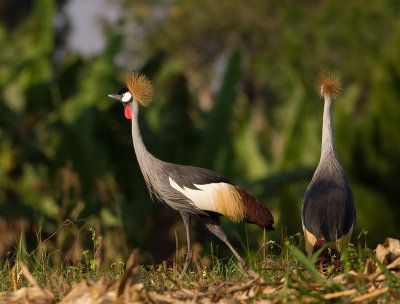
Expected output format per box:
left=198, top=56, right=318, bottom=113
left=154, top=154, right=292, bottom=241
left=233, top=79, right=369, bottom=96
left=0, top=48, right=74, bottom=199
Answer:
left=316, top=70, right=341, bottom=100
left=108, top=72, right=153, bottom=120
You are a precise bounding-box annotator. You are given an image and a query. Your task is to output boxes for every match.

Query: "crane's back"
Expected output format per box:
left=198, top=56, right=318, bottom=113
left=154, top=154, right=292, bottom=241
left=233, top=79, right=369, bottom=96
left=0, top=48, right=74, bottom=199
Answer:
left=302, top=164, right=355, bottom=243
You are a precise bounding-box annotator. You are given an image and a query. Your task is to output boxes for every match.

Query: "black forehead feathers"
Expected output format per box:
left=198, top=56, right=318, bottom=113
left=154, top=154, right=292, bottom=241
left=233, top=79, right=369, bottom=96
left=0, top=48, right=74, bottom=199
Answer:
left=118, top=88, right=129, bottom=95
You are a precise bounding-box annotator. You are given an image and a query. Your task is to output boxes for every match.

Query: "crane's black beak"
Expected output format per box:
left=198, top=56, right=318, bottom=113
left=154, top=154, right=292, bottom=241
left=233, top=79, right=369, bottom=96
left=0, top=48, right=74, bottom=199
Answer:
left=108, top=94, right=122, bottom=101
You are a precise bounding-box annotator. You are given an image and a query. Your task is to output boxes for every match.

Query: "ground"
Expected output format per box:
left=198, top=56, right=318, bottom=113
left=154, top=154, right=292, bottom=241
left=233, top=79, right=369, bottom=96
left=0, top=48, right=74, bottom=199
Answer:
left=0, top=237, right=399, bottom=303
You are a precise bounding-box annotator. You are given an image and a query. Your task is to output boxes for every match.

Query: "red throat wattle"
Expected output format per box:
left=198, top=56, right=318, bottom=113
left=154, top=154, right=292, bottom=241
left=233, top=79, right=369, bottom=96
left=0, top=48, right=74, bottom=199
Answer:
left=124, top=105, right=132, bottom=119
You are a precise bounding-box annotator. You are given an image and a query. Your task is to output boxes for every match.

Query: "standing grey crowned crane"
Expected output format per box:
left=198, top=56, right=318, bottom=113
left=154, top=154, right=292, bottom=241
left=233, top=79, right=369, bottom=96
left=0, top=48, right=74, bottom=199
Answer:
left=108, top=72, right=274, bottom=273
left=302, top=71, right=356, bottom=258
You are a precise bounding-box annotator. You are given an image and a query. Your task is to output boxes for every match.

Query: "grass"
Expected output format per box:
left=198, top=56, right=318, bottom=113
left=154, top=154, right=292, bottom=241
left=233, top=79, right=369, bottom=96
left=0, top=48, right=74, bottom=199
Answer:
left=0, top=226, right=399, bottom=303
left=138, top=236, right=399, bottom=303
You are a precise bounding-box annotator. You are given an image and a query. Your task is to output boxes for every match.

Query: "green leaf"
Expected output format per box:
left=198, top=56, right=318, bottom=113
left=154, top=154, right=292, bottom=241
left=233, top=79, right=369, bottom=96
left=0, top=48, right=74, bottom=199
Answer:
left=288, top=245, right=324, bottom=286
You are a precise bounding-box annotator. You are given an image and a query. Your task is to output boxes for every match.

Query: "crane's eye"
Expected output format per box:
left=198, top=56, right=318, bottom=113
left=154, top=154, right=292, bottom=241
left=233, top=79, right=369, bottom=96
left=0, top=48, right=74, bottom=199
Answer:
left=122, top=91, right=132, bottom=102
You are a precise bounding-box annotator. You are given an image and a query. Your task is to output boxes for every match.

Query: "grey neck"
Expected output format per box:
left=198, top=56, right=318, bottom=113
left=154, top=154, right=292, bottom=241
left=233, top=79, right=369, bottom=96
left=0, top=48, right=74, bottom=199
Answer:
left=130, top=101, right=165, bottom=200
left=130, top=101, right=164, bottom=200
left=320, top=97, right=339, bottom=162
left=130, top=102, right=156, bottom=167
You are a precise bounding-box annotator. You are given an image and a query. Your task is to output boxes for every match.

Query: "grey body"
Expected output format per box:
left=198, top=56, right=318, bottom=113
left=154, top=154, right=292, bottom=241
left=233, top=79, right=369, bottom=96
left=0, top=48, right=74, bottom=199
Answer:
left=110, top=86, right=273, bottom=272
left=128, top=100, right=249, bottom=272
left=302, top=97, right=356, bottom=248
left=131, top=101, right=231, bottom=215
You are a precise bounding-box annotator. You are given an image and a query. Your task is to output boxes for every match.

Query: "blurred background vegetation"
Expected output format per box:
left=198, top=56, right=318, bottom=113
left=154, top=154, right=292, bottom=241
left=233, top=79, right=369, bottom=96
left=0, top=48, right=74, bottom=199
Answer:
left=0, top=0, right=399, bottom=267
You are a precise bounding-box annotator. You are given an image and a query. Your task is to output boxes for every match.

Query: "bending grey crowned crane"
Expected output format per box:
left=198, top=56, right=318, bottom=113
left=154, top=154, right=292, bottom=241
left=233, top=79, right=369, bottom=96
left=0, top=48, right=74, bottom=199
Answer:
left=302, top=71, right=356, bottom=259
left=108, top=72, right=274, bottom=273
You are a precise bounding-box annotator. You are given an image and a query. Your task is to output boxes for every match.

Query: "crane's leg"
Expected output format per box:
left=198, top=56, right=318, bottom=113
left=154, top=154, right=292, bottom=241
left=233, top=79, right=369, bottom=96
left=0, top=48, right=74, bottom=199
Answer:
left=180, top=212, right=193, bottom=274
left=200, top=215, right=248, bottom=271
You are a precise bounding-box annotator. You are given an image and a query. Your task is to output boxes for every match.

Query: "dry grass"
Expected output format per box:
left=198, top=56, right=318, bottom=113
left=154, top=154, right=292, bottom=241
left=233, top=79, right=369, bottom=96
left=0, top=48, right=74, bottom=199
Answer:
left=0, top=235, right=399, bottom=303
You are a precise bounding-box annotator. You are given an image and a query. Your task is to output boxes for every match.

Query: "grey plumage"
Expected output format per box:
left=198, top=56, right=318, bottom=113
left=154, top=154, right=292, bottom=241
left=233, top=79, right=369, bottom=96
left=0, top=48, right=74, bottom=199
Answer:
left=130, top=101, right=208, bottom=215
left=109, top=79, right=274, bottom=273
left=302, top=79, right=356, bottom=258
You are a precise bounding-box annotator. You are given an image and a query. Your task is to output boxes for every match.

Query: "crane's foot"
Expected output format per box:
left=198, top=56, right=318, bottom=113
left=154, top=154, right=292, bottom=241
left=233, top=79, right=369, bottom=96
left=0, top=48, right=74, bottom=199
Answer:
left=180, top=250, right=193, bottom=276
left=238, top=258, right=248, bottom=271
left=181, top=261, right=190, bottom=276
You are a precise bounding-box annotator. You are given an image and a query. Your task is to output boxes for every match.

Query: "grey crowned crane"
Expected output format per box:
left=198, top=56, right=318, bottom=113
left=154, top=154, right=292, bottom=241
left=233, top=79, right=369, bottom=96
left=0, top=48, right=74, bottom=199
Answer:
left=302, top=71, right=356, bottom=259
left=108, top=72, right=274, bottom=273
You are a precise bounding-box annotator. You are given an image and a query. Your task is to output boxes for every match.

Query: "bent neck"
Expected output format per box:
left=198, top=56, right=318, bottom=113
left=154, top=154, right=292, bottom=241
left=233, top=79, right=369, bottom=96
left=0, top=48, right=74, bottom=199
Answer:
left=130, top=102, right=153, bottom=164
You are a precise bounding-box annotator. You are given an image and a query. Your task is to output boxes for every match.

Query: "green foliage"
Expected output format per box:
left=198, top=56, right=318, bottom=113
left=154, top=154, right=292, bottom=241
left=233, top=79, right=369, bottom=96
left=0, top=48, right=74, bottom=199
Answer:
left=197, top=52, right=241, bottom=175
left=0, top=0, right=400, bottom=269
left=288, top=245, right=324, bottom=285
left=120, top=0, right=400, bottom=249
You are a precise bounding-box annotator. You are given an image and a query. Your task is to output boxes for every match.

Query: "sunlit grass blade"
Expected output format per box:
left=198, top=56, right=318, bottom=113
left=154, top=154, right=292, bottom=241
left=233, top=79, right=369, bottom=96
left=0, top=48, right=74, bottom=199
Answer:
left=287, top=245, right=324, bottom=286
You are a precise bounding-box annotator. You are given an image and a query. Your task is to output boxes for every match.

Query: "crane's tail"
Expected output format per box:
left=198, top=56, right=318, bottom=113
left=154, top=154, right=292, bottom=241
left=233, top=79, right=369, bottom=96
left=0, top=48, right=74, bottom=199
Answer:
left=235, top=187, right=274, bottom=231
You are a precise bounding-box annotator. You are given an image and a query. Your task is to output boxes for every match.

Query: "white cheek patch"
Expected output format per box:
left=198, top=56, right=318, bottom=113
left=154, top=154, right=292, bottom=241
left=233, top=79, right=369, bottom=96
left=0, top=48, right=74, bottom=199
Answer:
left=122, top=92, right=132, bottom=102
